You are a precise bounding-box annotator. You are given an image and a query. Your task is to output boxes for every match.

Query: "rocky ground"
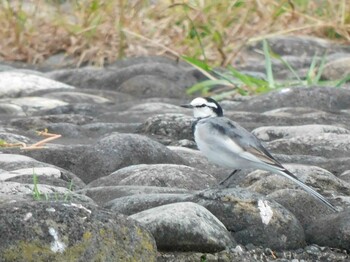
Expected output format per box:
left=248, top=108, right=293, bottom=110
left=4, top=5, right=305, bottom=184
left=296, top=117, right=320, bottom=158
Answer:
left=0, top=36, right=350, bottom=261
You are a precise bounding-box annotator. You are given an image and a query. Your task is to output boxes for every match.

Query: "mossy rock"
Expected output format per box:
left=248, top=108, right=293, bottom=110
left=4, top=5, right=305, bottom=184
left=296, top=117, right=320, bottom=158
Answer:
left=0, top=201, right=157, bottom=261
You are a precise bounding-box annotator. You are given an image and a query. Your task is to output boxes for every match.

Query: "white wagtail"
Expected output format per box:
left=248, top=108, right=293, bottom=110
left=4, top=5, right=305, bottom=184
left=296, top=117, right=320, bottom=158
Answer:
left=181, top=97, right=337, bottom=212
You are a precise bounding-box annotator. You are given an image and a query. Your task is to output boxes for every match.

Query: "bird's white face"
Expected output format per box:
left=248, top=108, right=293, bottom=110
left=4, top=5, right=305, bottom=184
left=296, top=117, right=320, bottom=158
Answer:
left=190, top=97, right=219, bottom=118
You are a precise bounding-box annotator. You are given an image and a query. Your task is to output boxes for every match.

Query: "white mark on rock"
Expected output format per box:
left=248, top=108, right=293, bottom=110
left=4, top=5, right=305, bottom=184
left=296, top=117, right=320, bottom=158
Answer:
left=232, top=245, right=244, bottom=253
left=70, top=203, right=92, bottom=214
left=279, top=88, right=291, bottom=94
left=23, top=212, right=32, bottom=221
left=62, top=203, right=92, bottom=214
left=46, top=207, right=56, bottom=212
left=258, top=199, right=273, bottom=225
left=49, top=227, right=66, bottom=253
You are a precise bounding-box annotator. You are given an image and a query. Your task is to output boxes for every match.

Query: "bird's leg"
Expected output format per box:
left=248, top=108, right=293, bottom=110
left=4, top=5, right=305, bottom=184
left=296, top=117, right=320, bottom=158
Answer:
left=218, top=169, right=240, bottom=186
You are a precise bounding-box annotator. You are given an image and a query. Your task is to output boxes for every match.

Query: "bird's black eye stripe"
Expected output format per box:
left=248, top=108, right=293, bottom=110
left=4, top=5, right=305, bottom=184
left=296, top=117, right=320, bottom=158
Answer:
left=195, top=104, right=206, bottom=108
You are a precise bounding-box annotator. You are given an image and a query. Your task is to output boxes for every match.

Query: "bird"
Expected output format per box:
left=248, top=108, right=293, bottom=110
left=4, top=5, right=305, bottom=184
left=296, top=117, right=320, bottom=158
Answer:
left=181, top=97, right=337, bottom=212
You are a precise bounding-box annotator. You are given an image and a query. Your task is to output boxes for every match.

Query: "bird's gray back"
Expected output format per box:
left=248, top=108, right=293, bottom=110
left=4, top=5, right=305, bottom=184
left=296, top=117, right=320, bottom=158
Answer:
left=196, top=117, right=259, bottom=146
left=195, top=117, right=279, bottom=163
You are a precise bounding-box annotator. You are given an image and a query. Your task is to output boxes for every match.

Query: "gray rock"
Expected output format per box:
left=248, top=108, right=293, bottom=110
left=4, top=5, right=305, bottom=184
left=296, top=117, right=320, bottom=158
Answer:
left=31, top=121, right=137, bottom=141
left=105, top=193, right=195, bottom=215
left=0, top=97, right=68, bottom=115
left=87, top=164, right=216, bottom=190
left=0, top=154, right=85, bottom=189
left=43, top=123, right=83, bottom=138
left=0, top=72, right=74, bottom=98
left=118, top=74, right=188, bottom=98
left=168, top=146, right=233, bottom=182
left=94, top=101, right=183, bottom=124
left=225, top=108, right=350, bottom=132
left=262, top=106, right=327, bottom=116
left=4, top=175, right=77, bottom=191
left=33, top=103, right=108, bottom=117
left=323, top=56, right=350, bottom=80
left=107, top=55, right=193, bottom=69
left=127, top=102, right=188, bottom=115
left=240, top=164, right=346, bottom=208
left=79, top=134, right=185, bottom=183
left=157, top=245, right=348, bottom=262
left=0, top=201, right=157, bottom=261
left=43, top=91, right=112, bottom=104
left=10, top=114, right=94, bottom=130
left=0, top=181, right=94, bottom=205
left=5, top=69, right=47, bottom=76
left=231, top=87, right=350, bottom=113
left=130, top=202, right=235, bottom=252
left=306, top=210, right=350, bottom=251
left=16, top=133, right=185, bottom=184
left=252, top=124, right=350, bottom=142
left=270, top=154, right=350, bottom=178
left=266, top=133, right=350, bottom=158
left=33, top=88, right=135, bottom=104
left=0, top=103, right=26, bottom=116
left=236, top=55, right=321, bottom=80
left=46, top=67, right=104, bottom=89
left=0, top=64, right=15, bottom=71
left=0, top=154, right=49, bottom=170
left=267, top=189, right=335, bottom=228
left=41, top=52, right=76, bottom=69
left=0, top=181, right=71, bottom=196
left=81, top=122, right=140, bottom=137
left=339, top=170, right=350, bottom=183
left=0, top=132, right=32, bottom=144
left=249, top=36, right=349, bottom=57
left=193, top=188, right=305, bottom=250
left=47, top=59, right=201, bottom=98
left=1, top=166, right=80, bottom=190
left=113, top=104, right=189, bottom=124
left=78, top=186, right=191, bottom=206
left=0, top=166, right=61, bottom=181
left=139, top=113, right=193, bottom=144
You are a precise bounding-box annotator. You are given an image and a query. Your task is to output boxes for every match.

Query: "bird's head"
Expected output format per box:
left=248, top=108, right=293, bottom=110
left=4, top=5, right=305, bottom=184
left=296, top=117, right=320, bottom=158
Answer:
left=181, top=97, right=223, bottom=118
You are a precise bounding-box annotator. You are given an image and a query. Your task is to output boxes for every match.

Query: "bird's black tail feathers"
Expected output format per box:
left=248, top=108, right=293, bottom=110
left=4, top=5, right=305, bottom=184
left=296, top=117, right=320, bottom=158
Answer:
left=278, top=169, right=337, bottom=212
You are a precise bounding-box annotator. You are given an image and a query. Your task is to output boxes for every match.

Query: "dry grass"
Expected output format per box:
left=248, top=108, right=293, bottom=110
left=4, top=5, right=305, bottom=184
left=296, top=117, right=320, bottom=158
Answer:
left=0, top=0, right=349, bottom=67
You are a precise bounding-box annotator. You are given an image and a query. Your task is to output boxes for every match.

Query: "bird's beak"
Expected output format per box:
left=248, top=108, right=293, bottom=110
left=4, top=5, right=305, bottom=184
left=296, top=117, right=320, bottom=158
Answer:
left=180, top=104, right=193, bottom=108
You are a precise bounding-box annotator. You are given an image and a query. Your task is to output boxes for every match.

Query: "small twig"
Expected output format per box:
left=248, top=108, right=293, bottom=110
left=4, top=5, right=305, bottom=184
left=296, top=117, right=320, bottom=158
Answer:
left=21, top=130, right=61, bottom=150
left=0, top=129, right=63, bottom=150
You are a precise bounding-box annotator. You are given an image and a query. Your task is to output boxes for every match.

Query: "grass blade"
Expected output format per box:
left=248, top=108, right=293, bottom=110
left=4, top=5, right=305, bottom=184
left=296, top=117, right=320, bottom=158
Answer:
left=271, top=52, right=302, bottom=82
left=181, top=55, right=217, bottom=81
left=263, top=39, right=275, bottom=89
left=314, top=52, right=328, bottom=83
left=226, top=66, right=269, bottom=87
left=182, top=55, right=211, bottom=71
left=306, top=53, right=319, bottom=85
left=335, top=75, right=350, bottom=88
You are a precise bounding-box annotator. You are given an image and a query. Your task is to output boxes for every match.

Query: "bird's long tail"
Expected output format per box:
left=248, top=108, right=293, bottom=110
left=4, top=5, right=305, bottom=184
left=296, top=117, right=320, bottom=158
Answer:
left=277, top=169, right=337, bottom=212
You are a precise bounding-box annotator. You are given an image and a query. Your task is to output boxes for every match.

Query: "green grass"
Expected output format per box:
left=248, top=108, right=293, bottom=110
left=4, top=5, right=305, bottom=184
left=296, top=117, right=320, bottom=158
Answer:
left=32, top=171, right=45, bottom=201
left=183, top=39, right=350, bottom=98
left=32, top=169, right=73, bottom=201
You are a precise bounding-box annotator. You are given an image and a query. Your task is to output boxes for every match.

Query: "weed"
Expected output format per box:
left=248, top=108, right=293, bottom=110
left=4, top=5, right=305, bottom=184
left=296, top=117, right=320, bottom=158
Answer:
left=32, top=169, right=74, bottom=202
left=32, top=170, right=43, bottom=201
left=183, top=40, right=350, bottom=98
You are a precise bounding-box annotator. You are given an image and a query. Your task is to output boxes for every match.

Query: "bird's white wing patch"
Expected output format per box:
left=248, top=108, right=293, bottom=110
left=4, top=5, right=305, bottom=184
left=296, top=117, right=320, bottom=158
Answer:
left=239, top=150, right=264, bottom=164
left=223, top=136, right=245, bottom=154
